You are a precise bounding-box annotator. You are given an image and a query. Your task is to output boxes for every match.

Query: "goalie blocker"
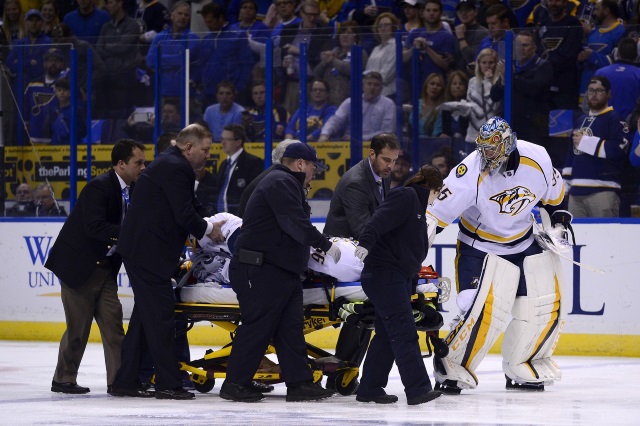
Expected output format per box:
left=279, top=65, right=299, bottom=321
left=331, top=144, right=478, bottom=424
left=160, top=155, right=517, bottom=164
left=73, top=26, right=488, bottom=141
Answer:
left=434, top=250, right=566, bottom=393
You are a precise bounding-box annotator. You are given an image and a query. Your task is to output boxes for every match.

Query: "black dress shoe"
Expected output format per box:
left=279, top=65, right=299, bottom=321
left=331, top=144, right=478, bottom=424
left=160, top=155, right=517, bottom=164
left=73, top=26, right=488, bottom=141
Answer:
left=109, top=386, right=155, bottom=398
left=249, top=381, right=274, bottom=393
left=51, top=381, right=90, bottom=394
left=286, top=381, right=333, bottom=402
left=220, top=381, right=265, bottom=402
left=356, top=393, right=398, bottom=404
left=155, top=387, right=195, bottom=400
left=407, top=390, right=443, bottom=406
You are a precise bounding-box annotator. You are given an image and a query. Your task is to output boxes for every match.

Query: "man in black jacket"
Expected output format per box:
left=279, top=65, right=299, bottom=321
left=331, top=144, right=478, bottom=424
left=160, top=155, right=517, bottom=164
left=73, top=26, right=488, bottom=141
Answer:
left=219, top=143, right=340, bottom=402
left=46, top=139, right=146, bottom=394
left=111, top=124, right=224, bottom=400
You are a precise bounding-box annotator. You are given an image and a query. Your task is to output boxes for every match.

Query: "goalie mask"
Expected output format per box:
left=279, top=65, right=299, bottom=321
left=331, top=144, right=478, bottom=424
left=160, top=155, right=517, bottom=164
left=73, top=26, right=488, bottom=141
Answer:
left=476, top=117, right=517, bottom=174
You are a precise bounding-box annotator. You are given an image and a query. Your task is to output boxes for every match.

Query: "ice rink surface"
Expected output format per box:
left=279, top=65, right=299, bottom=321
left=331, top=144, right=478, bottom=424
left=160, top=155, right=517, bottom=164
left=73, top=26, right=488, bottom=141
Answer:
left=1, top=341, right=639, bottom=426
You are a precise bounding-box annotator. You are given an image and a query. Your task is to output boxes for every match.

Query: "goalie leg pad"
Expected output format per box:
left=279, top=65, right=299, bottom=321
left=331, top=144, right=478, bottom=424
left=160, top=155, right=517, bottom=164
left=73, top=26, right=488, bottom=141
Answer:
left=502, top=251, right=566, bottom=384
left=435, top=254, right=520, bottom=390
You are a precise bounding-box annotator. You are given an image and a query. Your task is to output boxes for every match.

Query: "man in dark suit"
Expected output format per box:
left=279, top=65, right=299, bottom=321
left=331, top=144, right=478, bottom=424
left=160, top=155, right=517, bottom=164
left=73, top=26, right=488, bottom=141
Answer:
left=46, top=139, right=147, bottom=394
left=111, top=124, right=224, bottom=400
left=216, top=124, right=264, bottom=215
left=323, top=133, right=400, bottom=391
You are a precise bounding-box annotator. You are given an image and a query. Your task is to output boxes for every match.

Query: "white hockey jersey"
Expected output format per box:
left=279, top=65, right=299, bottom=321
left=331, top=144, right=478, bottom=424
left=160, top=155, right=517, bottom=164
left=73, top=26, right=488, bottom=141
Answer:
left=426, top=140, right=565, bottom=255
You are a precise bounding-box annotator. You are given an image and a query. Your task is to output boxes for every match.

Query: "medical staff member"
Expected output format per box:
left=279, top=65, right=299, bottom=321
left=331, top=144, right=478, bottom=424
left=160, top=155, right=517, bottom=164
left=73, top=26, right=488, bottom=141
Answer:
left=353, top=164, right=444, bottom=405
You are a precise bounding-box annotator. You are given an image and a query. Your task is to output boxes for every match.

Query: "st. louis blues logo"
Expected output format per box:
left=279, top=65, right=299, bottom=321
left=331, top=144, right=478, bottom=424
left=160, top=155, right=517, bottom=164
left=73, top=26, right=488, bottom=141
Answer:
left=489, top=186, right=536, bottom=216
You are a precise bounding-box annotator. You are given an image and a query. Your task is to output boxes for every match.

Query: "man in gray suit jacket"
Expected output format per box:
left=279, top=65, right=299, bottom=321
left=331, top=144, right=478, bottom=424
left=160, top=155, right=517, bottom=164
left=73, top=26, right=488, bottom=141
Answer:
left=323, top=133, right=400, bottom=390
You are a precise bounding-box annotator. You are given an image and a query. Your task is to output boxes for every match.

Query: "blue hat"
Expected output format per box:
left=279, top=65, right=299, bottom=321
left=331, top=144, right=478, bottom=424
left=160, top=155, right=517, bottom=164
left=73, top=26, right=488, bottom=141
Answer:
left=25, top=9, right=43, bottom=20
left=282, top=143, right=327, bottom=171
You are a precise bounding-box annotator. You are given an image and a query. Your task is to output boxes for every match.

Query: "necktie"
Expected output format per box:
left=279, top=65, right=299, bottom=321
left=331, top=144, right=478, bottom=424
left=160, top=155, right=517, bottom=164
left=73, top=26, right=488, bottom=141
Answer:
left=377, top=180, right=384, bottom=201
left=217, top=159, right=233, bottom=212
left=121, top=186, right=130, bottom=217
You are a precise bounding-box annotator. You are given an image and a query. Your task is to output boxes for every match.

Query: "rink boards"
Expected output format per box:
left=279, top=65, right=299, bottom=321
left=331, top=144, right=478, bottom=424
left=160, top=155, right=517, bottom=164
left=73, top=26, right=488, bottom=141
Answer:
left=0, top=219, right=638, bottom=357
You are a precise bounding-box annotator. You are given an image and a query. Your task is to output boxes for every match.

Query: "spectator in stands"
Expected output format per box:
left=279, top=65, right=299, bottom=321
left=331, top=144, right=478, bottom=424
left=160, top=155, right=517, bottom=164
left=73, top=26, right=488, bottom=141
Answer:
left=230, top=0, right=270, bottom=41
left=563, top=76, right=630, bottom=217
left=429, top=145, right=455, bottom=178
left=440, top=70, right=469, bottom=139
left=390, top=150, right=411, bottom=189
left=34, top=183, right=67, bottom=217
left=5, top=183, right=36, bottom=217
left=365, top=12, right=400, bottom=98
left=339, top=0, right=399, bottom=51
left=537, top=0, right=583, bottom=112
left=96, top=0, right=142, bottom=120
left=51, top=76, right=87, bottom=145
left=318, top=71, right=395, bottom=141
left=51, top=23, right=106, bottom=109
left=403, top=0, right=456, bottom=89
left=417, top=73, right=445, bottom=138
left=490, top=31, right=553, bottom=145
left=285, top=78, right=337, bottom=141
left=6, top=9, right=52, bottom=82
left=595, top=37, right=640, bottom=122
left=199, top=2, right=254, bottom=107
left=314, top=20, right=367, bottom=108
left=271, top=0, right=300, bottom=44
left=161, top=98, right=182, bottom=133
left=440, top=48, right=502, bottom=153
left=243, top=79, right=289, bottom=141
left=279, top=0, right=333, bottom=115
left=400, top=0, right=423, bottom=38
left=62, top=0, right=111, bottom=44
left=23, top=47, right=67, bottom=145
left=1, top=0, right=25, bottom=48
left=578, top=0, right=625, bottom=103
left=40, top=0, right=60, bottom=36
left=230, top=0, right=271, bottom=73
left=476, top=0, right=518, bottom=29
left=454, top=0, right=489, bottom=74
left=134, top=0, right=171, bottom=47
left=476, top=3, right=511, bottom=60
left=203, top=81, right=246, bottom=141
left=215, top=124, right=264, bottom=215
left=146, top=1, right=200, bottom=99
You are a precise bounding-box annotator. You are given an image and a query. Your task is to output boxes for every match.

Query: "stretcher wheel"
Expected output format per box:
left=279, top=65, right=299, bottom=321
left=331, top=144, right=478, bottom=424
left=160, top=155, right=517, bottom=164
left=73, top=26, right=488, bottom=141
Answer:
left=192, top=374, right=215, bottom=393
left=333, top=371, right=358, bottom=396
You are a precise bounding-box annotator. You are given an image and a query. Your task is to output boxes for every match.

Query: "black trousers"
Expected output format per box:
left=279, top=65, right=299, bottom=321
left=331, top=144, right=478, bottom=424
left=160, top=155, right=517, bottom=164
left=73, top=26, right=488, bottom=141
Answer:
left=357, top=266, right=432, bottom=400
left=113, top=257, right=183, bottom=391
left=225, top=259, right=313, bottom=386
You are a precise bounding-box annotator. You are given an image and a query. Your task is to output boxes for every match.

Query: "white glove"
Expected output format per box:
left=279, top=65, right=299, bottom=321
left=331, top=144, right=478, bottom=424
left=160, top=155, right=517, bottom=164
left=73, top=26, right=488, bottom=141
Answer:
left=354, top=246, right=368, bottom=263
left=325, top=243, right=341, bottom=264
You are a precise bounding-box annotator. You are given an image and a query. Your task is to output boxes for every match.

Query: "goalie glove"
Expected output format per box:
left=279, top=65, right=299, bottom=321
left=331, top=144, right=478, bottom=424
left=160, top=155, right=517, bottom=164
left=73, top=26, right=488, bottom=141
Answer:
left=534, top=209, right=574, bottom=254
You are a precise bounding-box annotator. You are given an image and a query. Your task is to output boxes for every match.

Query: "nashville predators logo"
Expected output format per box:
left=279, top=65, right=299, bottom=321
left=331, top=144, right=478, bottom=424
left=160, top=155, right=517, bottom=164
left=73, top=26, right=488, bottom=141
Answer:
left=455, top=164, right=467, bottom=178
left=489, top=186, right=536, bottom=216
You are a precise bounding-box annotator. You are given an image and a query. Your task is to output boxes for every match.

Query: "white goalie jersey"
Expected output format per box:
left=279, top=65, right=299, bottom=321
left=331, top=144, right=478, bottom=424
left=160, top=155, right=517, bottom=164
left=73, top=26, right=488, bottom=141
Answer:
left=426, top=140, right=565, bottom=255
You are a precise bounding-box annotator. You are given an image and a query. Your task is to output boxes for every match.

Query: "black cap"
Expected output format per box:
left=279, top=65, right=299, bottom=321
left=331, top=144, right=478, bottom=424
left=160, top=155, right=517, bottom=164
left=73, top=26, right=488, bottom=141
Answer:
left=44, top=48, right=64, bottom=60
left=282, top=143, right=328, bottom=171
left=456, top=0, right=477, bottom=10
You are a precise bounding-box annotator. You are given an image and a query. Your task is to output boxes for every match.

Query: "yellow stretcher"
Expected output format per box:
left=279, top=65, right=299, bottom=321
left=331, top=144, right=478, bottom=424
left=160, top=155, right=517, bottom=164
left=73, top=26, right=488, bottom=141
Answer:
left=174, top=267, right=451, bottom=395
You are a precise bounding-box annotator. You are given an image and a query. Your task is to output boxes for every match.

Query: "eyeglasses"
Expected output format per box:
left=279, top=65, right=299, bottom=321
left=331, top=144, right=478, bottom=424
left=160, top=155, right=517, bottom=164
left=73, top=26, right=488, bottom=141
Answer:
left=378, top=23, right=393, bottom=28
left=311, top=87, right=327, bottom=92
left=303, top=160, right=317, bottom=172
left=587, top=88, right=607, bottom=95
left=16, top=190, right=30, bottom=194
